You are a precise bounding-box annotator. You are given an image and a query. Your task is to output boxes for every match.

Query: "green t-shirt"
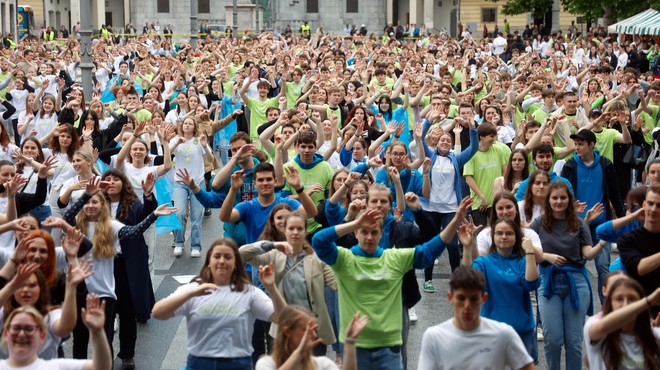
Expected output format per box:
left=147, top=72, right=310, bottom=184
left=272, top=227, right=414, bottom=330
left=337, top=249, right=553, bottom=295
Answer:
left=246, top=97, right=279, bottom=143
left=332, top=247, right=414, bottom=348
left=639, top=105, right=659, bottom=145
left=283, top=159, right=334, bottom=233
left=464, top=142, right=511, bottom=210
left=369, top=78, right=395, bottom=95
left=593, top=128, right=620, bottom=162
left=406, top=96, right=430, bottom=130
left=285, top=81, right=304, bottom=109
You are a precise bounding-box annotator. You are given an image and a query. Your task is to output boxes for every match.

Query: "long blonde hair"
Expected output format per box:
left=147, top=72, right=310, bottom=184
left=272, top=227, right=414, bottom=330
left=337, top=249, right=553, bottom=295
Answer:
left=76, top=193, right=115, bottom=259
left=271, top=305, right=315, bottom=370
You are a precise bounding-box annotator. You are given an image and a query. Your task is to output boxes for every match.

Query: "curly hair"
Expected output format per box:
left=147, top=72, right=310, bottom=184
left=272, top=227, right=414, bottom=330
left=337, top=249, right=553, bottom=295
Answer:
left=101, top=168, right=138, bottom=221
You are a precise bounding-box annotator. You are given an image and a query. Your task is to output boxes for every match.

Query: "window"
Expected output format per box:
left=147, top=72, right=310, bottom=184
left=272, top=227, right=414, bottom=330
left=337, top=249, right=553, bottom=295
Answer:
left=198, top=0, right=210, bottom=13
left=347, top=0, right=358, bottom=13
left=157, top=0, right=169, bottom=13
left=307, top=0, right=318, bottom=13
left=481, top=8, right=497, bottom=23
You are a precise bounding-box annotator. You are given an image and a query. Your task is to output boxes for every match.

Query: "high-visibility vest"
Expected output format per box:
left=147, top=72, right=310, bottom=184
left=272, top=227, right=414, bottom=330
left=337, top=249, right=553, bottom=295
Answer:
left=101, top=28, right=109, bottom=38
left=301, top=24, right=310, bottom=37
left=7, top=38, right=15, bottom=49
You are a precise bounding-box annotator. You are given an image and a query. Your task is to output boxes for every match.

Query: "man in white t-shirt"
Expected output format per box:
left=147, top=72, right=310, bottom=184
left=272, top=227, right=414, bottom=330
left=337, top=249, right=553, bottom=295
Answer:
left=417, top=267, right=535, bottom=370
left=493, top=32, right=507, bottom=57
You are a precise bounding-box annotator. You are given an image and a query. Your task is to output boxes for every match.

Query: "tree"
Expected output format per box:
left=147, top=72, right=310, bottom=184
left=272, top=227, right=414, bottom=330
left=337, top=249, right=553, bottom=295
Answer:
left=489, top=0, right=660, bottom=26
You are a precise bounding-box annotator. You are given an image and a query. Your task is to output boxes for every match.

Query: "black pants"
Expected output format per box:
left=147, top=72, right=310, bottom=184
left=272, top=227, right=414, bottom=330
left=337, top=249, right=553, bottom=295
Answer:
left=11, top=118, right=19, bottom=145
left=114, top=254, right=137, bottom=359
left=73, top=295, right=116, bottom=359
left=251, top=320, right=272, bottom=364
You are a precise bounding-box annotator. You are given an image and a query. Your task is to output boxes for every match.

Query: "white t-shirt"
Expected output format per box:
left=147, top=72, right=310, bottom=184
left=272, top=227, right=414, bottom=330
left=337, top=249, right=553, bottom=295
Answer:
left=60, top=176, right=99, bottom=209
left=256, top=355, right=338, bottom=370
left=81, top=220, right=124, bottom=299
left=169, top=136, right=206, bottom=185
left=121, top=163, right=158, bottom=199
left=0, top=358, right=85, bottom=369
left=583, top=314, right=660, bottom=370
left=423, top=155, right=457, bottom=213
left=0, top=308, right=63, bottom=360
left=517, top=200, right=542, bottom=226
left=173, top=282, right=274, bottom=358
left=493, top=36, right=507, bottom=55
left=0, top=197, right=14, bottom=251
left=45, top=150, right=75, bottom=189
left=477, top=226, right=542, bottom=255
left=418, top=317, right=533, bottom=370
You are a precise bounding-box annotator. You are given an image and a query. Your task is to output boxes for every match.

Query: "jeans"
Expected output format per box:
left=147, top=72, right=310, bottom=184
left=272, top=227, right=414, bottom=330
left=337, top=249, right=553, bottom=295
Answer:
left=401, top=307, right=409, bottom=370
left=172, top=183, right=203, bottom=250
left=29, top=204, right=52, bottom=222
left=519, top=329, right=538, bottom=364
left=187, top=354, right=252, bottom=370
left=538, top=270, right=590, bottom=370
left=325, top=287, right=342, bottom=353
left=424, top=211, right=460, bottom=280
left=590, top=225, right=610, bottom=304
left=356, top=346, right=403, bottom=370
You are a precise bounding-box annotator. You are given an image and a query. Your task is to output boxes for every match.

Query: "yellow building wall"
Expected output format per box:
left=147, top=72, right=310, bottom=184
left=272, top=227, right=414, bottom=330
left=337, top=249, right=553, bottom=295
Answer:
left=460, top=0, right=578, bottom=37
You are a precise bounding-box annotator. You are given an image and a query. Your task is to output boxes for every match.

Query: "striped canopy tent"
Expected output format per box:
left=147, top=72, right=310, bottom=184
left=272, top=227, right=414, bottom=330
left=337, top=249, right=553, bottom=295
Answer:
left=607, top=8, right=660, bottom=35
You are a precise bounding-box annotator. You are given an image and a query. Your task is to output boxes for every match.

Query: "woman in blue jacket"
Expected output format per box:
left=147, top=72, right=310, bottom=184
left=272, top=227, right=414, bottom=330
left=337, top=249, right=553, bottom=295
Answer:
left=460, top=217, right=540, bottom=363
left=418, top=116, right=479, bottom=292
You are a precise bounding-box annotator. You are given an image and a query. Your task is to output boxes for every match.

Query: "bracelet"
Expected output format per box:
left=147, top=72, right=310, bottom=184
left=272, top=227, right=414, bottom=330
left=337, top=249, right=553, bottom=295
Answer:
left=394, top=134, right=401, bottom=138
left=144, top=192, right=154, bottom=198
left=423, top=171, right=430, bottom=175
left=344, top=338, right=356, bottom=344
left=294, top=186, right=305, bottom=193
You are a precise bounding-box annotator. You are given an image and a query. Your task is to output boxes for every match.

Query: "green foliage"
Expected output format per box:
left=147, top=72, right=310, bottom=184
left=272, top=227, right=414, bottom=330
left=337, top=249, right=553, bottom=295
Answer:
left=489, top=0, right=660, bottom=24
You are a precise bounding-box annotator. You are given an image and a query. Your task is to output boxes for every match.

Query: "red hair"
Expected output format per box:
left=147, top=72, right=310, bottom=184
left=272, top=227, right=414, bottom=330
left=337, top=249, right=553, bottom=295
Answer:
left=27, top=230, right=58, bottom=288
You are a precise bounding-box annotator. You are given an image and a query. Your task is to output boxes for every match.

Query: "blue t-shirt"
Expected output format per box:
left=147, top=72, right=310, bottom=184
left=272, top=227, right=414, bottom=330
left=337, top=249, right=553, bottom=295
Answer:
left=235, top=194, right=301, bottom=243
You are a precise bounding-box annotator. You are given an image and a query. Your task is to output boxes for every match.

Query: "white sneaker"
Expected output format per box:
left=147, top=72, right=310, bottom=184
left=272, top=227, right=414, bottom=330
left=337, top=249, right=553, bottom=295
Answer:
left=173, top=246, right=183, bottom=257
left=537, top=327, right=544, bottom=341
left=113, top=317, right=119, bottom=332
left=409, top=308, right=418, bottom=323
left=434, top=258, right=439, bottom=266
left=191, top=249, right=201, bottom=258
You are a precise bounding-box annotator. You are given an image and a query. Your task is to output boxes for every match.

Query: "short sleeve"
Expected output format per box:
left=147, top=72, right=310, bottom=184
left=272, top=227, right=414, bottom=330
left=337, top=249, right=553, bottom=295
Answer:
left=463, top=158, right=475, bottom=177
left=523, top=228, right=542, bottom=248
left=172, top=283, right=198, bottom=317
left=235, top=201, right=250, bottom=223
left=250, top=286, right=275, bottom=322
left=504, top=325, right=534, bottom=369
left=578, top=219, right=593, bottom=246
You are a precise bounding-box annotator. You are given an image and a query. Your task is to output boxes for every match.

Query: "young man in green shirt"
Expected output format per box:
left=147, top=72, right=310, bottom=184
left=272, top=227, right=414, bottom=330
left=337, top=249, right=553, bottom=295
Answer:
left=464, top=123, right=511, bottom=227
left=312, top=197, right=471, bottom=370
left=239, top=77, right=283, bottom=144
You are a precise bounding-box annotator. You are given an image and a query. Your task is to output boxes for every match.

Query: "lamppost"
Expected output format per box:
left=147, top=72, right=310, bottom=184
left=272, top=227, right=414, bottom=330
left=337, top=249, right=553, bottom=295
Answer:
left=190, top=0, right=198, bottom=48
left=79, top=0, right=93, bottom=107
left=233, top=0, right=238, bottom=37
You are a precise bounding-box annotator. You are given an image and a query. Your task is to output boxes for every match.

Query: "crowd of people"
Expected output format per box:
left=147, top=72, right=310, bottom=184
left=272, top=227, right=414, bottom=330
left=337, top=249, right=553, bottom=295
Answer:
left=0, top=18, right=656, bottom=370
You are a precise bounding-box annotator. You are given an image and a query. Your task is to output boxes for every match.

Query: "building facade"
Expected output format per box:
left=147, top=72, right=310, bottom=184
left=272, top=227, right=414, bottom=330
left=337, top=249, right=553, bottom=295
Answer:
left=34, top=0, right=578, bottom=39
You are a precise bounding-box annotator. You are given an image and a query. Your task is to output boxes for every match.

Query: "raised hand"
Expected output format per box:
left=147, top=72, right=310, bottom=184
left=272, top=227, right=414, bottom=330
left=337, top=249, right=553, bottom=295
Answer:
left=456, top=196, right=474, bottom=220
left=142, top=172, right=156, bottom=195
left=585, top=202, right=604, bottom=224
left=387, top=167, right=401, bottom=182
left=273, top=241, right=294, bottom=255
left=154, top=204, right=179, bottom=216
left=62, top=227, right=84, bottom=257
left=66, top=258, right=94, bottom=286
left=11, top=262, right=40, bottom=289
left=85, top=177, right=110, bottom=196
left=258, top=263, right=276, bottom=289
left=6, top=175, right=27, bottom=195
left=356, top=209, right=383, bottom=229
left=81, top=294, right=106, bottom=333
left=294, top=319, right=323, bottom=354
left=285, top=167, right=301, bottom=190
left=404, top=192, right=421, bottom=211
left=175, top=169, right=196, bottom=189
left=230, top=170, right=245, bottom=191
left=344, top=311, right=368, bottom=343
